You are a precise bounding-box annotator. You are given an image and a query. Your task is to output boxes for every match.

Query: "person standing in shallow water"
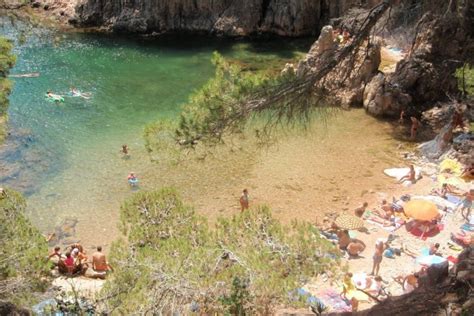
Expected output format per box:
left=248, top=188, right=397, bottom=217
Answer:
left=121, top=144, right=129, bottom=157
left=240, top=189, right=250, bottom=212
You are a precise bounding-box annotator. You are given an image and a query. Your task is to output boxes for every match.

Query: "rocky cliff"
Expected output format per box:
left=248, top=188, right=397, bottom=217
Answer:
left=75, top=0, right=368, bottom=36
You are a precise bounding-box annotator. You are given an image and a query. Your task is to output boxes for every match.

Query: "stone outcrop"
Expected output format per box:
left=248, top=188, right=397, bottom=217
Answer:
left=74, top=0, right=364, bottom=36
left=294, top=25, right=382, bottom=108
left=363, top=10, right=471, bottom=117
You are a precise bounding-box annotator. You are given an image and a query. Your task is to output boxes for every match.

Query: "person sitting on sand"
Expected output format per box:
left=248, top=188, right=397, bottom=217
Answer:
left=347, top=240, right=366, bottom=258
left=92, top=246, right=112, bottom=274
left=377, top=200, right=394, bottom=219
left=432, top=183, right=458, bottom=199
left=354, top=202, right=368, bottom=218
left=403, top=273, right=419, bottom=294
left=47, top=246, right=62, bottom=267
left=337, top=230, right=351, bottom=250
left=429, top=243, right=440, bottom=256
left=240, top=189, right=250, bottom=212
left=398, top=165, right=417, bottom=184
left=71, top=247, right=88, bottom=267
left=58, top=251, right=84, bottom=275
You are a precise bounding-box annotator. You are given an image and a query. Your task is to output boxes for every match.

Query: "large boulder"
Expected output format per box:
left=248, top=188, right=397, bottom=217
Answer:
left=363, top=12, right=469, bottom=116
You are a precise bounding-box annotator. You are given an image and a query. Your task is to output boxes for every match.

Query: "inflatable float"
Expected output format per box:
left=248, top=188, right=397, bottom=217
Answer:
left=45, top=93, right=64, bottom=103
left=128, top=178, right=139, bottom=186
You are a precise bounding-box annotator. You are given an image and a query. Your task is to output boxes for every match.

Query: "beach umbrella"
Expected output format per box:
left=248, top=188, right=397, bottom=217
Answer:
left=404, top=200, right=439, bottom=221
left=416, top=255, right=447, bottom=266
left=334, top=214, right=365, bottom=230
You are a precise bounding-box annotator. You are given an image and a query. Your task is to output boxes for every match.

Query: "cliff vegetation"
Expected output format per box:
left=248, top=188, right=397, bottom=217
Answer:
left=100, top=188, right=339, bottom=314
left=0, top=36, right=16, bottom=143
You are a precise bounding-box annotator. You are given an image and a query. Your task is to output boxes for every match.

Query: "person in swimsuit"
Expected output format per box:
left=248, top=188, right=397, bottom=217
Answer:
left=399, top=109, right=405, bottom=125
left=121, top=144, right=129, bottom=155
left=410, top=116, right=420, bottom=140
left=337, top=230, right=351, bottom=250
left=240, top=189, right=249, bottom=212
left=398, top=165, right=416, bottom=184
left=459, top=189, right=474, bottom=220
left=128, top=172, right=138, bottom=186
left=354, top=202, right=368, bottom=218
left=371, top=239, right=387, bottom=276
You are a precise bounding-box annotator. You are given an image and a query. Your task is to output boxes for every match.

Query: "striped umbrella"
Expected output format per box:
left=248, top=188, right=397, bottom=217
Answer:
left=334, top=214, right=365, bottom=230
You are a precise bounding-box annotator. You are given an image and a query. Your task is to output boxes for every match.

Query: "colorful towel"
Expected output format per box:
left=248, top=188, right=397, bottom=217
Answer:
left=315, top=288, right=352, bottom=312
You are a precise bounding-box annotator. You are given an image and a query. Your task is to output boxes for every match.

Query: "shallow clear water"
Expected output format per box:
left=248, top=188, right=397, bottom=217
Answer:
left=1, top=21, right=317, bottom=246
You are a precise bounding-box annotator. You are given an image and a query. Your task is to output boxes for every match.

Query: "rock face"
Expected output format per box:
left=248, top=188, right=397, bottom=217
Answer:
left=295, top=24, right=382, bottom=108
left=363, top=10, right=471, bottom=117
left=75, top=0, right=363, bottom=36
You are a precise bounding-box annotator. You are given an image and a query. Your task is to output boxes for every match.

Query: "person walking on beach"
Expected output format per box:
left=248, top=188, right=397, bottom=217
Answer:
left=410, top=116, right=420, bottom=140
left=240, top=189, right=250, bottom=212
left=371, top=239, right=387, bottom=276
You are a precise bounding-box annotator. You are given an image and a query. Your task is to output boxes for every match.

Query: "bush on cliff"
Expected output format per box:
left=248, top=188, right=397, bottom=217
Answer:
left=100, top=188, right=339, bottom=314
left=0, top=37, right=16, bottom=143
left=0, top=188, right=49, bottom=304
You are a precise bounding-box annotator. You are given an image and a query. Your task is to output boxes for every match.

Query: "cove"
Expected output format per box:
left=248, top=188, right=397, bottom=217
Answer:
left=0, top=20, right=315, bottom=245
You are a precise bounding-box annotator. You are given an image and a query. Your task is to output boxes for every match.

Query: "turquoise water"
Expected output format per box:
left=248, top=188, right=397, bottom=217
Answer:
left=0, top=20, right=311, bottom=245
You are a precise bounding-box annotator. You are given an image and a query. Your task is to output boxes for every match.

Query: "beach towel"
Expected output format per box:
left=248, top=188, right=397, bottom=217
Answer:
left=461, top=223, right=474, bottom=232
left=384, top=167, right=422, bottom=186
left=411, top=195, right=456, bottom=211
left=315, top=288, right=352, bottom=313
left=439, top=158, right=462, bottom=176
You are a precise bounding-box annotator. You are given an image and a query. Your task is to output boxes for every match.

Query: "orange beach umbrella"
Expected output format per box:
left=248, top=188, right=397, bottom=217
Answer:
left=404, top=200, right=439, bottom=221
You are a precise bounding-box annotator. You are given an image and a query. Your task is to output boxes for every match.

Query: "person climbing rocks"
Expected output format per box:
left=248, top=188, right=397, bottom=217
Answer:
left=240, top=189, right=250, bottom=212
left=410, top=116, right=420, bottom=140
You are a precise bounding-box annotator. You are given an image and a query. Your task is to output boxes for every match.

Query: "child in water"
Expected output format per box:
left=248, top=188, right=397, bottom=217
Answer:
left=127, top=172, right=138, bottom=187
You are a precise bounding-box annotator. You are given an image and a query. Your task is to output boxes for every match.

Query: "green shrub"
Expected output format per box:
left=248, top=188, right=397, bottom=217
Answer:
left=101, top=188, right=340, bottom=314
left=0, top=36, right=16, bottom=143
left=0, top=188, right=49, bottom=304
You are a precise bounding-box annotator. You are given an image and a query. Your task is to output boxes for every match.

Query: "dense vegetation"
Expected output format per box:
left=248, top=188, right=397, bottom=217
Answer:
left=0, top=188, right=49, bottom=305
left=100, top=188, right=339, bottom=314
left=0, top=36, right=16, bottom=143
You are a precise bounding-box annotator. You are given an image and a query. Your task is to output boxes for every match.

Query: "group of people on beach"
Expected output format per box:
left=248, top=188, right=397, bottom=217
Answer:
left=48, top=244, right=112, bottom=279
left=318, top=151, right=473, bottom=311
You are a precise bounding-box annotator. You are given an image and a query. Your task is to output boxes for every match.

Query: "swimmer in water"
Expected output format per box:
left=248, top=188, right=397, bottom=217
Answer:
left=122, top=144, right=129, bottom=155
left=128, top=172, right=138, bottom=186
